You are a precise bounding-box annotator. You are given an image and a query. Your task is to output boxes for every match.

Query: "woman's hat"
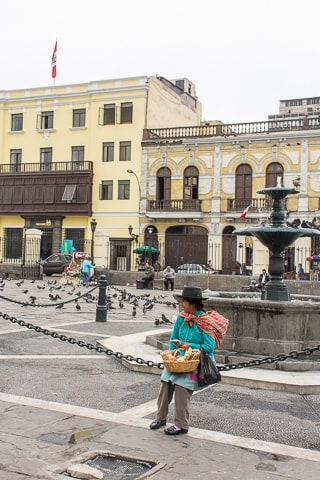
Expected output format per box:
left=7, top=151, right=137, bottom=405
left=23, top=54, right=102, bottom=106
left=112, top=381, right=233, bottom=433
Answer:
left=173, top=286, right=208, bottom=302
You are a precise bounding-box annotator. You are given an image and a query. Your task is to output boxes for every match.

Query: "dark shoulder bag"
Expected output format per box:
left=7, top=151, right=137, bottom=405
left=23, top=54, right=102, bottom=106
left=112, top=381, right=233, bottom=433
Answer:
left=197, top=348, right=221, bottom=387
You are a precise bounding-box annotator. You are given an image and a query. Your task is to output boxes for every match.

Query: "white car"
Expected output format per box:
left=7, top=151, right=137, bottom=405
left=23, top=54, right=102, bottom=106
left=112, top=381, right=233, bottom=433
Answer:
left=176, top=263, right=209, bottom=274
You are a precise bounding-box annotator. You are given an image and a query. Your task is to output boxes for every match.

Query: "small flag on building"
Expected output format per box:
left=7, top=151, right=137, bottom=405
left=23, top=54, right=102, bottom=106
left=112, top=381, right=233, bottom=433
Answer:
left=239, top=204, right=252, bottom=219
left=51, top=40, right=57, bottom=79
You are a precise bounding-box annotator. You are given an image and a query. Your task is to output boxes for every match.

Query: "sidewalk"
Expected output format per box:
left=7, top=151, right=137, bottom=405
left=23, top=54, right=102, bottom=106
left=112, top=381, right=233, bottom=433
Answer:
left=0, top=280, right=319, bottom=479
left=1, top=392, right=320, bottom=480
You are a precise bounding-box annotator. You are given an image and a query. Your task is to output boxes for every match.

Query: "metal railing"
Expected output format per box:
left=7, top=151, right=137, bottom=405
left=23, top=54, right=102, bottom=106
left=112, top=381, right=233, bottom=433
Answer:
left=0, top=161, right=93, bottom=174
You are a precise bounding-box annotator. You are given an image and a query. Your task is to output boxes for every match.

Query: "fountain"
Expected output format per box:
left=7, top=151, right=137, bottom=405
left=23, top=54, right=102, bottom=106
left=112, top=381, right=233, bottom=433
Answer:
left=233, top=177, right=320, bottom=301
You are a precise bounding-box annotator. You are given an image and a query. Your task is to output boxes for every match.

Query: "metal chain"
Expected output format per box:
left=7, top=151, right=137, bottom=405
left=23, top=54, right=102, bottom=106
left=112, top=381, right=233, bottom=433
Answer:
left=0, top=284, right=178, bottom=309
left=1, top=311, right=319, bottom=371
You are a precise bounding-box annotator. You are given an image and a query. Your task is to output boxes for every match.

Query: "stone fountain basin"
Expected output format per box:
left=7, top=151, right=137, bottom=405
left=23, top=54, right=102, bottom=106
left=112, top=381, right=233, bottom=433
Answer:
left=147, top=294, right=320, bottom=372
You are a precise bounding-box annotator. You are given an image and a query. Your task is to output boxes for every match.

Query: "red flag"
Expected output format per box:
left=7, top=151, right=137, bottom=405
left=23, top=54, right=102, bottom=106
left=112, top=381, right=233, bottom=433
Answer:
left=239, top=204, right=252, bottom=219
left=51, top=40, right=57, bottom=79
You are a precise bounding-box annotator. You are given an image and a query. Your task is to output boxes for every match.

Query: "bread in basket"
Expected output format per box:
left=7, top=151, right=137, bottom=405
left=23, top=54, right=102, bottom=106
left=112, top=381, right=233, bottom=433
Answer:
left=160, top=348, right=200, bottom=373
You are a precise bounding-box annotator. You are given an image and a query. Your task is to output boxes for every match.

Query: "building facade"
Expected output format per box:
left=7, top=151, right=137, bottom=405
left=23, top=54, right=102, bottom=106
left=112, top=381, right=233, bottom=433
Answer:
left=141, top=114, right=320, bottom=276
left=0, top=75, right=201, bottom=271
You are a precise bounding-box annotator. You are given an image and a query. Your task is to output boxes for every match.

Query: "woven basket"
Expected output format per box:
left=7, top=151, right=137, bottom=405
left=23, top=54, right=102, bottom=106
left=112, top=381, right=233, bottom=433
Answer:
left=161, top=349, right=200, bottom=373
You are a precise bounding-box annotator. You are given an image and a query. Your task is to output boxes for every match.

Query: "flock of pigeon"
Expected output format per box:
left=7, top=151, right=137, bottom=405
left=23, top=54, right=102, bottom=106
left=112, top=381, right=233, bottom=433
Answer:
left=0, top=277, right=178, bottom=327
left=286, top=217, right=320, bottom=229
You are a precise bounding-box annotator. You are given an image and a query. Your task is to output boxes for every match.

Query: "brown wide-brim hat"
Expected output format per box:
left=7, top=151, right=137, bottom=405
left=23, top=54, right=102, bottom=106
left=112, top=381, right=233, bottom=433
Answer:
left=173, top=286, right=208, bottom=302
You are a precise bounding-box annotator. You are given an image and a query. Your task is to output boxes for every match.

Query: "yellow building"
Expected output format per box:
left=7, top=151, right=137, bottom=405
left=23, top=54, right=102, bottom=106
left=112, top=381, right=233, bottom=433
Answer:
left=141, top=111, right=320, bottom=277
left=0, top=75, right=201, bottom=271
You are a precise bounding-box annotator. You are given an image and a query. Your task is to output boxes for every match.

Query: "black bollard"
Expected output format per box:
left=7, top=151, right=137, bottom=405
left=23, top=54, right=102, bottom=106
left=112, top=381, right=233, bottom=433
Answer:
left=96, top=274, right=108, bottom=322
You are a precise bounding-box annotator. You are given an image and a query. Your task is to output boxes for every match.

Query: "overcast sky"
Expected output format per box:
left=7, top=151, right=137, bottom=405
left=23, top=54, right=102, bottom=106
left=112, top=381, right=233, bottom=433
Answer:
left=1, top=0, right=319, bottom=123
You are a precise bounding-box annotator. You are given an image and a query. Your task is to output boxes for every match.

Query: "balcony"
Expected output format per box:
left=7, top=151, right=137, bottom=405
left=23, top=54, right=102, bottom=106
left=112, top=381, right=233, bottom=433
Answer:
left=147, top=199, right=203, bottom=219
left=143, top=117, right=320, bottom=141
left=0, top=161, right=93, bottom=215
left=227, top=198, right=273, bottom=212
left=148, top=199, right=202, bottom=211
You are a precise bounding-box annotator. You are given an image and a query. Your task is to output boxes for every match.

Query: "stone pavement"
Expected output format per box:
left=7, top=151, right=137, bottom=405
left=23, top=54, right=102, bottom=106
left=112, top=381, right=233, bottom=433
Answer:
left=0, top=278, right=319, bottom=479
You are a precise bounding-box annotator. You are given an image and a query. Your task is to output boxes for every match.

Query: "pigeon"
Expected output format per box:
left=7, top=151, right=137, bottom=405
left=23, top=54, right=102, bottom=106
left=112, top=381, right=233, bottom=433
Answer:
left=311, top=217, right=320, bottom=229
left=55, top=303, right=64, bottom=309
left=22, top=289, right=28, bottom=294
left=132, top=306, right=137, bottom=317
left=161, top=313, right=173, bottom=324
left=286, top=218, right=301, bottom=228
left=30, top=279, right=35, bottom=283
left=16, top=280, right=24, bottom=287
left=119, top=300, right=124, bottom=308
left=301, top=220, right=313, bottom=229
left=37, top=284, right=46, bottom=290
left=29, top=296, right=36, bottom=305
left=75, top=301, right=80, bottom=311
left=292, top=177, right=301, bottom=187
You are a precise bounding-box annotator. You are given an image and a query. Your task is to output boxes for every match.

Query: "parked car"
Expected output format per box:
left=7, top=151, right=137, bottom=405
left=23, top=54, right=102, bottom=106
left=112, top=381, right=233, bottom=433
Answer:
left=176, top=263, right=210, bottom=274
left=40, top=253, right=72, bottom=276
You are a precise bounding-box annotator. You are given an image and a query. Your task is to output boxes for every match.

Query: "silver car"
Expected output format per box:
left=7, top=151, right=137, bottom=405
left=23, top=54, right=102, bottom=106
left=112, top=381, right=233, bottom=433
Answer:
left=176, top=263, right=210, bottom=274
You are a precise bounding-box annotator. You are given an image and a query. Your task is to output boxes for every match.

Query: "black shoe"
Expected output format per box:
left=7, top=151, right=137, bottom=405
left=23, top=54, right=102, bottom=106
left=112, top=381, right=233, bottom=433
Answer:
left=164, top=425, right=188, bottom=435
left=149, top=419, right=166, bottom=430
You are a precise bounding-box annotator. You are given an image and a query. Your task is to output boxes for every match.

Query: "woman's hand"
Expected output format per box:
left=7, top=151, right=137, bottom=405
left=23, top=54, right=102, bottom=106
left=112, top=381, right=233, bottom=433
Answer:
left=180, top=342, right=190, bottom=351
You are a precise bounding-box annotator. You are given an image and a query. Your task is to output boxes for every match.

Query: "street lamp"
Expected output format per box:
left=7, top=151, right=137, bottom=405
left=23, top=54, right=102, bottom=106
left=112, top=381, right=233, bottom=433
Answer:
left=90, top=218, right=97, bottom=262
left=127, top=169, right=141, bottom=196
left=239, top=242, right=244, bottom=274
left=128, top=225, right=139, bottom=242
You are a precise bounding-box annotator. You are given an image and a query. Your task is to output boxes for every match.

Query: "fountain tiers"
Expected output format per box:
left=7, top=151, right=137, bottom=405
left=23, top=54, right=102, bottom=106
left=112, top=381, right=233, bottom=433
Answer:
left=234, top=184, right=320, bottom=301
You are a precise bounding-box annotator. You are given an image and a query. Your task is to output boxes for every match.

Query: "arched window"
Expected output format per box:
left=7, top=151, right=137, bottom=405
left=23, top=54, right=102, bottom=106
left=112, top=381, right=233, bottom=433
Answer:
left=235, top=164, right=252, bottom=206
left=266, top=162, right=283, bottom=187
left=156, top=167, right=171, bottom=201
left=183, top=166, right=199, bottom=199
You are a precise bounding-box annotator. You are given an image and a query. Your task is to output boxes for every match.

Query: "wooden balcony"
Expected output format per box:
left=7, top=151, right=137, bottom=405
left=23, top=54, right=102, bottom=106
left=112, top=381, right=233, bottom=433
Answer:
left=147, top=199, right=202, bottom=212
left=0, top=161, right=93, bottom=215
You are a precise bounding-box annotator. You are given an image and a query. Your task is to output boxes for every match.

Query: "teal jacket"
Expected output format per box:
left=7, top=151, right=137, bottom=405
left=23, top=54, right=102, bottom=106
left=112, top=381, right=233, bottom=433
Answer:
left=161, top=310, right=215, bottom=391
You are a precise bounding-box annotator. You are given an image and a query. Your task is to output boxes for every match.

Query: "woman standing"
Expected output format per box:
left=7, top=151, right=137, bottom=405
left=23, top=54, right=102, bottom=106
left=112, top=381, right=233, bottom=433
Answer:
left=150, top=286, right=228, bottom=435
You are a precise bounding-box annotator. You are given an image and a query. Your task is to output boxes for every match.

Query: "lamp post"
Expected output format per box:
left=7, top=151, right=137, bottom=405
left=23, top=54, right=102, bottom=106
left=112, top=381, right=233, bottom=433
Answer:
left=90, top=218, right=97, bottom=262
left=128, top=225, right=139, bottom=242
left=126, top=169, right=141, bottom=196
left=239, top=242, right=244, bottom=274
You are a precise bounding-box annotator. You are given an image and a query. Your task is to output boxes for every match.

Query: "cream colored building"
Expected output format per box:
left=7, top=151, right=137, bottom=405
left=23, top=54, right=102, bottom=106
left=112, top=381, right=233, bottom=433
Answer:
left=0, top=75, right=201, bottom=270
left=141, top=113, right=320, bottom=277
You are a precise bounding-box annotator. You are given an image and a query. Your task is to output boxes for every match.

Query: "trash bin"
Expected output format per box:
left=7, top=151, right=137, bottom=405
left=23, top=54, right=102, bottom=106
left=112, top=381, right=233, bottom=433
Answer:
left=136, top=279, right=145, bottom=289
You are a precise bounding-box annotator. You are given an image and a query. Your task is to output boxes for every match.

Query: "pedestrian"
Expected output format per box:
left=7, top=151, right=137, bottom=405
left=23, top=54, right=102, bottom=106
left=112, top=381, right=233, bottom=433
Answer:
left=163, top=265, right=175, bottom=291
left=141, top=260, right=155, bottom=289
left=258, top=268, right=269, bottom=290
left=297, top=263, right=305, bottom=280
left=150, top=286, right=229, bottom=435
left=81, top=256, right=95, bottom=286
left=232, top=260, right=242, bottom=275
left=206, top=260, right=214, bottom=271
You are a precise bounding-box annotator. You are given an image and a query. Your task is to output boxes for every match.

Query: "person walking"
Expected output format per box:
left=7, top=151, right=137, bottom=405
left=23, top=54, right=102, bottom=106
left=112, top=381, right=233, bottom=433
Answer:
left=163, top=265, right=175, bottom=291
left=149, top=286, right=228, bottom=435
left=81, top=256, right=95, bottom=286
left=297, top=263, right=305, bottom=280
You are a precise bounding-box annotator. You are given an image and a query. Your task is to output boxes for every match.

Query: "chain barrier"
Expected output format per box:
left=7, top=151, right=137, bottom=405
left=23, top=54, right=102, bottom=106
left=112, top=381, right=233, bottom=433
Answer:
left=0, top=283, right=178, bottom=309
left=0, top=311, right=319, bottom=371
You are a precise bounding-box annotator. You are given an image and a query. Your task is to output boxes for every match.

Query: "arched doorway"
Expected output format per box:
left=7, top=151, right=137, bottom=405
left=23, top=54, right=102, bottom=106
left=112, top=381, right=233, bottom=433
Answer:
left=221, top=226, right=237, bottom=274
left=164, top=225, right=208, bottom=270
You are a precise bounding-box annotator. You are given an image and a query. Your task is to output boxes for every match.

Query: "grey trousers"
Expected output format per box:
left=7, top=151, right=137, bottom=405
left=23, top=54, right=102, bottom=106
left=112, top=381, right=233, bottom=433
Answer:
left=156, top=381, right=193, bottom=430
